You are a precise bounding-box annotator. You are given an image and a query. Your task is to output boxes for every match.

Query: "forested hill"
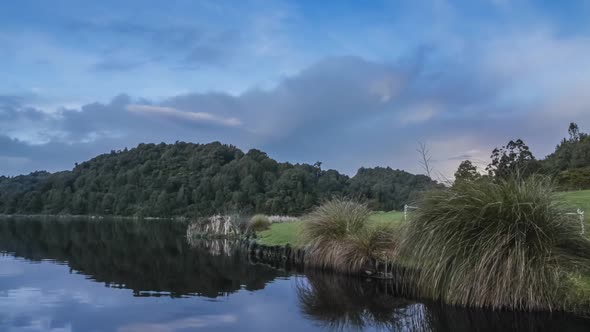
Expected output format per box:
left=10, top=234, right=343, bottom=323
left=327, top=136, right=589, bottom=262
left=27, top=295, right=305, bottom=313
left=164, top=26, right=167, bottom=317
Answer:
left=0, top=142, right=437, bottom=217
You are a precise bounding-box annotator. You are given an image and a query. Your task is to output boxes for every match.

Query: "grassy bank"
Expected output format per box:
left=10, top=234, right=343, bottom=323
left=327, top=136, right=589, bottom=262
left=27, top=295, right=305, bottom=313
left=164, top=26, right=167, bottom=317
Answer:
left=256, top=210, right=404, bottom=246
left=560, top=190, right=590, bottom=213
left=255, top=187, right=590, bottom=313
left=257, top=191, right=590, bottom=246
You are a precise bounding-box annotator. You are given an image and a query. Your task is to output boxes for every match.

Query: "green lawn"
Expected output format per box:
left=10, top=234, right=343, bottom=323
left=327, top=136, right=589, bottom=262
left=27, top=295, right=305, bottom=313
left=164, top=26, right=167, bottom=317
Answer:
left=256, top=210, right=404, bottom=246
left=256, top=222, right=304, bottom=246
left=559, top=190, right=590, bottom=212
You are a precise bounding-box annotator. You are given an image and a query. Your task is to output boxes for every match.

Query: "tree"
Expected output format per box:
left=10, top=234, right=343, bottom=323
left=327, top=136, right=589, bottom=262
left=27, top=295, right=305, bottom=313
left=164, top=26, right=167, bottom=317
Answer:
left=454, top=160, right=480, bottom=182
left=569, top=122, right=580, bottom=142
left=486, top=139, right=539, bottom=178
left=0, top=142, right=438, bottom=217
left=417, top=142, right=434, bottom=179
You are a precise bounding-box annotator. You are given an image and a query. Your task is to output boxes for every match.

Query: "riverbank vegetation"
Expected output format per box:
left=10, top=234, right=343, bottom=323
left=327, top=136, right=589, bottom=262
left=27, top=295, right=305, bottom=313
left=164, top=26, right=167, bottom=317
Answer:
left=255, top=183, right=590, bottom=313
left=301, top=199, right=400, bottom=274
left=401, top=176, right=590, bottom=312
left=255, top=210, right=403, bottom=246
left=248, top=214, right=271, bottom=232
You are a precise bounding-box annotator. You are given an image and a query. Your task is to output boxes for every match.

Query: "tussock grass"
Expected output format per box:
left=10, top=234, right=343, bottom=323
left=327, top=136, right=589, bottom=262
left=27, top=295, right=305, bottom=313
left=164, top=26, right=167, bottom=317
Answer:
left=302, top=199, right=400, bottom=274
left=400, top=175, right=590, bottom=311
left=248, top=214, right=271, bottom=232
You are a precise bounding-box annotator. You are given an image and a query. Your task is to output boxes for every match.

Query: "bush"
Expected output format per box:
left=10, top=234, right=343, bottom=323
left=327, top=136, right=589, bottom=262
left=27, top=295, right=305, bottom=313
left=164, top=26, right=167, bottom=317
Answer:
left=249, top=214, right=271, bottom=232
left=400, top=175, right=590, bottom=311
left=302, top=199, right=399, bottom=274
left=556, top=167, right=590, bottom=190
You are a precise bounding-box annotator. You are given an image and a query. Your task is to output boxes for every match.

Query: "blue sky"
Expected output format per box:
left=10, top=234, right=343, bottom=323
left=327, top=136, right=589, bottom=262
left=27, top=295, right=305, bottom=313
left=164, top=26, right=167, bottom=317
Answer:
left=1, top=0, right=590, bottom=177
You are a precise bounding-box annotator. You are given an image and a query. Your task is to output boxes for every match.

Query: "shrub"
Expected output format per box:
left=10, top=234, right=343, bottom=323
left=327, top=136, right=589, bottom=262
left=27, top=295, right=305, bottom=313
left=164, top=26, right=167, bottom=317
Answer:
left=249, top=214, right=271, bottom=232
left=556, top=167, right=590, bottom=190
left=302, top=198, right=400, bottom=274
left=400, top=175, right=590, bottom=311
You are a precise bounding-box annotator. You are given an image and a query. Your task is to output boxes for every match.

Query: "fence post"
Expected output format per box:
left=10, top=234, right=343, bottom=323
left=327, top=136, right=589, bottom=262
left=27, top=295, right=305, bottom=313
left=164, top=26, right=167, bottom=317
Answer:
left=579, top=209, right=585, bottom=235
left=404, top=204, right=408, bottom=221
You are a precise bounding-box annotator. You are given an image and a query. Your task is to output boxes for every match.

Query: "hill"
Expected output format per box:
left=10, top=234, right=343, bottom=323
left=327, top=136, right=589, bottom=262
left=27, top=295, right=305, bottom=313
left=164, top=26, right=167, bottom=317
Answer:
left=0, top=142, right=437, bottom=217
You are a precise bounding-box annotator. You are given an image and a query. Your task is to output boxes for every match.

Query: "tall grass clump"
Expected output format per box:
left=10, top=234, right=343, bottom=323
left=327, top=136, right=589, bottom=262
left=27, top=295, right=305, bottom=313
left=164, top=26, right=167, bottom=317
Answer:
left=302, top=198, right=400, bottom=274
left=401, top=175, right=590, bottom=312
left=248, top=214, right=271, bottom=232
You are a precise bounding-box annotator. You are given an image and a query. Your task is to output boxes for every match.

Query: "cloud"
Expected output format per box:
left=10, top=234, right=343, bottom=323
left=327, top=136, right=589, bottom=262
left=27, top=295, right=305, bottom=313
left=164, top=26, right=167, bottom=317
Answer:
left=2, top=37, right=590, bottom=178
left=127, top=104, right=241, bottom=127
left=66, top=19, right=242, bottom=71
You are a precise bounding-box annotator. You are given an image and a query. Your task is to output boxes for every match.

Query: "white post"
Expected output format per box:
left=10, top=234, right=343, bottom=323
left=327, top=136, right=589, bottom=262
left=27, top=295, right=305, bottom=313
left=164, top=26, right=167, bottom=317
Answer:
left=579, top=209, right=585, bottom=235
left=404, top=204, right=408, bottom=222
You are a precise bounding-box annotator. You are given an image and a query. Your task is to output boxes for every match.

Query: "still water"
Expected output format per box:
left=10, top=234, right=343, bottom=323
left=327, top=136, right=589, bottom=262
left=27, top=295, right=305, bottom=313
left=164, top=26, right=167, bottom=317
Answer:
left=0, top=217, right=589, bottom=332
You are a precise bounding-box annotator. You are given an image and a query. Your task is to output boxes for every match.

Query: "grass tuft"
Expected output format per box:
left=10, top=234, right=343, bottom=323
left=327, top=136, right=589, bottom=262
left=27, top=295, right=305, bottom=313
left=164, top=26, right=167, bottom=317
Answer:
left=248, top=214, right=271, bottom=232
left=302, top=198, right=400, bottom=274
left=400, top=175, right=590, bottom=311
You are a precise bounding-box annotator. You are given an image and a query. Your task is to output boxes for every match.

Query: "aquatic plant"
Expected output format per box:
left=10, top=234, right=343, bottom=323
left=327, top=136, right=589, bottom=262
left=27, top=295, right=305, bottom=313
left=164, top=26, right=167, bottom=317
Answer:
left=302, top=198, right=399, bottom=274
left=249, top=214, right=271, bottom=232
left=400, top=175, right=590, bottom=311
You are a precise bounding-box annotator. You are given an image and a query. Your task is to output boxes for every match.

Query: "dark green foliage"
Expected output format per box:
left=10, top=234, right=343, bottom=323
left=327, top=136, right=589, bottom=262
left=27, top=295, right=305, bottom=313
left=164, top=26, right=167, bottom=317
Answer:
left=486, top=139, right=540, bottom=178
left=555, top=167, right=590, bottom=191
left=347, top=167, right=437, bottom=211
left=542, top=123, right=590, bottom=189
left=0, top=142, right=437, bottom=217
left=401, top=175, right=590, bottom=311
left=454, top=160, right=481, bottom=182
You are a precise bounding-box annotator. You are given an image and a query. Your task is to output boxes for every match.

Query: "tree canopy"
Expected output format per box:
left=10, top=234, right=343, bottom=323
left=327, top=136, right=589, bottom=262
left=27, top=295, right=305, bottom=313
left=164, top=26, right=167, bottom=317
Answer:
left=456, top=122, right=590, bottom=190
left=0, top=142, right=437, bottom=217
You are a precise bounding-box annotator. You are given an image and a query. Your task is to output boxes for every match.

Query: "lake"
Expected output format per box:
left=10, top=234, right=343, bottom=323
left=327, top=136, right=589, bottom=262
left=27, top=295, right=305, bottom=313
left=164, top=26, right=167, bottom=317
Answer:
left=0, top=217, right=589, bottom=332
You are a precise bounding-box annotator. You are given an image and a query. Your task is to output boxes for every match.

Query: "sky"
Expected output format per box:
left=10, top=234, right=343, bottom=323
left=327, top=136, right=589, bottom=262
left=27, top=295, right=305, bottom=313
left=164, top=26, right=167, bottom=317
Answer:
left=1, top=0, right=590, bottom=178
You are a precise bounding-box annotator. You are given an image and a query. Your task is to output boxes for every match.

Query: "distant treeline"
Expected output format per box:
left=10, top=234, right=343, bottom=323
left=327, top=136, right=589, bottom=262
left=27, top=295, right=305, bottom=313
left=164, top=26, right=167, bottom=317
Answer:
left=455, top=122, right=590, bottom=190
left=0, top=142, right=436, bottom=217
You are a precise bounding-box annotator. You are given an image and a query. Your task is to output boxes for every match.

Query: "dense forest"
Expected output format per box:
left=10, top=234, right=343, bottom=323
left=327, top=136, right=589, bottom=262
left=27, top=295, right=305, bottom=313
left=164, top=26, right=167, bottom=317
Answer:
left=0, top=142, right=436, bottom=217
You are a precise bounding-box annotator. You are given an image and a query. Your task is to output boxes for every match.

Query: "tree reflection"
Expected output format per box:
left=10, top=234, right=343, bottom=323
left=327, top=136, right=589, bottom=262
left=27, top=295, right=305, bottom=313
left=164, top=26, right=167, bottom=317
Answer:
left=0, top=217, right=282, bottom=298
left=296, top=272, right=430, bottom=331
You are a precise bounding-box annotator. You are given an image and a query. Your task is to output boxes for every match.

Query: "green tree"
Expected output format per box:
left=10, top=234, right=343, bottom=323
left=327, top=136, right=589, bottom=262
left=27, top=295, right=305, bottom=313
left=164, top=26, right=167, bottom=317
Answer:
left=454, top=160, right=480, bottom=182
left=486, top=139, right=539, bottom=178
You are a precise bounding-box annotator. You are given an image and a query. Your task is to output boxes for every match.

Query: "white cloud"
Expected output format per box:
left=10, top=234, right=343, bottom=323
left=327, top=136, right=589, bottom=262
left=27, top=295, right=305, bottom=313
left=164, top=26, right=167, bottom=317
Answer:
left=399, top=102, right=440, bottom=124
left=126, top=104, right=242, bottom=127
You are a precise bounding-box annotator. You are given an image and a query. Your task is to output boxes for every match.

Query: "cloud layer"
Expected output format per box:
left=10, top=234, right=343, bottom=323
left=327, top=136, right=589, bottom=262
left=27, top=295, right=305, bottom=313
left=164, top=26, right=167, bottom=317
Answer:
left=1, top=1, right=590, bottom=177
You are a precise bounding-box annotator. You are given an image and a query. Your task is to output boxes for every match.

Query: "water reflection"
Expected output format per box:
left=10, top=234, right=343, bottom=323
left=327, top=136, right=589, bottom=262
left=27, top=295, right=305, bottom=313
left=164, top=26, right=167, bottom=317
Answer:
left=297, top=273, right=590, bottom=332
left=297, top=273, right=421, bottom=331
left=0, top=217, right=589, bottom=332
left=0, top=217, right=282, bottom=298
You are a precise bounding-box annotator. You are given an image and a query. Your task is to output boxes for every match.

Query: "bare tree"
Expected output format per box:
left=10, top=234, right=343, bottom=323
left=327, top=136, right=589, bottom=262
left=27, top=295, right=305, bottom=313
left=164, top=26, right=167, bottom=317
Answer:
left=417, top=142, right=434, bottom=179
